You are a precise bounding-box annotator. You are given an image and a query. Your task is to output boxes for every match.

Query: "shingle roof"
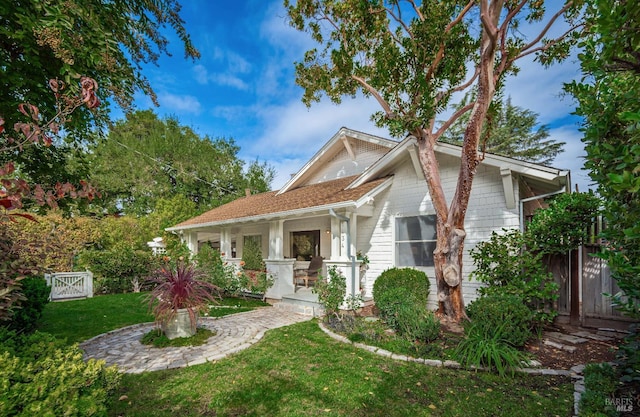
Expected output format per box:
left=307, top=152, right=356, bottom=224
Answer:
left=170, top=175, right=390, bottom=229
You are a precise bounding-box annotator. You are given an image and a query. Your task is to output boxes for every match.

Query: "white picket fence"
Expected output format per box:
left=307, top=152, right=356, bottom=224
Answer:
left=44, top=271, right=94, bottom=301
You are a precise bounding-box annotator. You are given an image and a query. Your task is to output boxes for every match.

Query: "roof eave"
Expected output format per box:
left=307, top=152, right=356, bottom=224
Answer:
left=166, top=200, right=357, bottom=232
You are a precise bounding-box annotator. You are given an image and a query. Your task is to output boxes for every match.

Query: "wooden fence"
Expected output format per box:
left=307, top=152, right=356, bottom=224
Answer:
left=549, top=246, right=627, bottom=327
left=44, top=271, right=94, bottom=301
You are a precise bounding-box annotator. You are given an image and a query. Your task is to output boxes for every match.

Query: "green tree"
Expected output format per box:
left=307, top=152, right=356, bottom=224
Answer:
left=0, top=0, right=199, bottom=138
left=286, top=0, right=582, bottom=321
left=567, top=0, right=640, bottom=320
left=90, top=110, right=274, bottom=215
left=441, top=95, right=564, bottom=165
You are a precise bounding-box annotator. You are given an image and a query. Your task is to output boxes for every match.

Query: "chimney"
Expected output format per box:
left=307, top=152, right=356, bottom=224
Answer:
left=245, top=188, right=251, bottom=197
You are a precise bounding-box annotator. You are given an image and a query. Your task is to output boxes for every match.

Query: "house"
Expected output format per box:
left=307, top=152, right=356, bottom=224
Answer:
left=167, top=127, right=570, bottom=313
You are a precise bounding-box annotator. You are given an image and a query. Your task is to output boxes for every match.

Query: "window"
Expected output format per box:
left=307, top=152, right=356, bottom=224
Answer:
left=395, top=215, right=437, bottom=267
left=291, top=230, right=320, bottom=261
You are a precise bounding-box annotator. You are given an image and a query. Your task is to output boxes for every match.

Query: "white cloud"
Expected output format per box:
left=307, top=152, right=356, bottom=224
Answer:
left=158, top=92, right=203, bottom=115
left=193, top=64, right=210, bottom=85
left=247, top=94, right=389, bottom=158
left=548, top=125, right=594, bottom=192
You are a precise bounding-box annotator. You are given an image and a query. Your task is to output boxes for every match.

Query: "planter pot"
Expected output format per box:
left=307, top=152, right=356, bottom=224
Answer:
left=162, top=308, right=197, bottom=340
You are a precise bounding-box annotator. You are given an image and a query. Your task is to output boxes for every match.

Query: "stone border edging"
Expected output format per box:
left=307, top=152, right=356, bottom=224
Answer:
left=318, top=321, right=585, bottom=416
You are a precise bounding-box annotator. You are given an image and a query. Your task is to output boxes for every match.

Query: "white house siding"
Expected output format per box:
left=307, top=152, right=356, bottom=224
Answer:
left=306, top=141, right=390, bottom=184
left=357, top=155, right=520, bottom=309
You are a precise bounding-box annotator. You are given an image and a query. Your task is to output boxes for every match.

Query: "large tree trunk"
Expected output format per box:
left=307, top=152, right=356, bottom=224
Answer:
left=415, top=0, right=503, bottom=323
left=415, top=131, right=468, bottom=322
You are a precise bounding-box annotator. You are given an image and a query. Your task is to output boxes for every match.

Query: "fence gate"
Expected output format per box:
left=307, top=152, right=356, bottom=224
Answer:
left=44, top=271, right=94, bottom=301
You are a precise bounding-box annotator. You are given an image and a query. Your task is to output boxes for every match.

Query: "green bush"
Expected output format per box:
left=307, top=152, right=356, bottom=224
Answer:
left=470, top=229, right=559, bottom=327
left=0, top=330, right=120, bottom=416
left=395, top=303, right=440, bottom=343
left=195, top=245, right=235, bottom=291
left=6, top=276, right=50, bottom=333
left=313, top=266, right=347, bottom=319
left=241, top=236, right=264, bottom=271
left=466, top=294, right=533, bottom=347
left=373, top=267, right=430, bottom=329
left=79, top=247, right=158, bottom=294
left=579, top=363, right=620, bottom=417
left=454, top=322, right=528, bottom=377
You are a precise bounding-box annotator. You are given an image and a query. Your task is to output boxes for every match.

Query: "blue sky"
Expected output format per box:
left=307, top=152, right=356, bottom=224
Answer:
left=119, top=0, right=591, bottom=192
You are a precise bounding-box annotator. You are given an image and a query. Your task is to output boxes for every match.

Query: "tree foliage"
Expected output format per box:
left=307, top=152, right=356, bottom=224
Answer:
left=0, top=0, right=199, bottom=139
left=286, top=0, right=583, bottom=321
left=90, top=110, right=274, bottom=215
left=4, top=211, right=100, bottom=272
left=567, top=0, right=640, bottom=320
left=441, top=95, right=565, bottom=165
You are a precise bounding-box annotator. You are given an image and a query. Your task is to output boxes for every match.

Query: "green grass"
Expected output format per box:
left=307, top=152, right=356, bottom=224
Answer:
left=109, top=320, right=574, bottom=417
left=38, top=293, right=268, bottom=344
left=37, top=292, right=154, bottom=344
left=37, top=294, right=574, bottom=416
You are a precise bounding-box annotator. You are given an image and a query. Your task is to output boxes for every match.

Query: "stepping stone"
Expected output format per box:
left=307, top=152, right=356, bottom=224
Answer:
left=570, top=331, right=614, bottom=342
left=543, top=339, right=577, bottom=353
left=545, top=331, right=589, bottom=345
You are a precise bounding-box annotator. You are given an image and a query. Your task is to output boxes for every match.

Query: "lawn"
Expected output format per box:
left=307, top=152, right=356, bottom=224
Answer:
left=38, top=292, right=269, bottom=344
left=38, top=294, right=574, bottom=416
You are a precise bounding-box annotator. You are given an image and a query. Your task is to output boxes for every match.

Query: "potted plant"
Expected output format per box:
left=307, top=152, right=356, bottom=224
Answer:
left=146, top=261, right=220, bottom=339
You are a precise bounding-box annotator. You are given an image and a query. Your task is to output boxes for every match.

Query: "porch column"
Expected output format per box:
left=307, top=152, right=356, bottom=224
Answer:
left=330, top=217, right=342, bottom=260
left=184, top=231, right=198, bottom=255
left=220, top=228, right=232, bottom=259
left=265, top=259, right=295, bottom=300
left=268, top=220, right=285, bottom=260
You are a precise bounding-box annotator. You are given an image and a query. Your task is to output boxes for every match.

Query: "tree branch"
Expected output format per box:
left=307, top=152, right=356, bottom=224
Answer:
left=434, top=102, right=475, bottom=141
left=519, top=1, right=574, bottom=54
left=351, top=75, right=393, bottom=116
left=446, top=0, right=475, bottom=32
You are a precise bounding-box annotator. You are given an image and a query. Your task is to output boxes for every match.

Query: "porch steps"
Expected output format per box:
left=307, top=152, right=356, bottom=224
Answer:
left=273, top=289, right=325, bottom=317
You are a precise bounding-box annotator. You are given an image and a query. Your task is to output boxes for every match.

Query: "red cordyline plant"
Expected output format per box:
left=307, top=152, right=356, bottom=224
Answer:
left=146, top=261, right=221, bottom=329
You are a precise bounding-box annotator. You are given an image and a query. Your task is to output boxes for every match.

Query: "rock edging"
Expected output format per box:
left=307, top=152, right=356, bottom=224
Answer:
left=318, top=321, right=584, bottom=416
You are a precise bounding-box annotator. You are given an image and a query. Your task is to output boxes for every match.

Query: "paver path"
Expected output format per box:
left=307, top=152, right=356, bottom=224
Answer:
left=80, top=308, right=312, bottom=374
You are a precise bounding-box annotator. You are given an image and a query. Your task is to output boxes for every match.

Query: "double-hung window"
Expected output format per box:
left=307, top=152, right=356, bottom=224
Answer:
left=395, top=215, right=437, bottom=267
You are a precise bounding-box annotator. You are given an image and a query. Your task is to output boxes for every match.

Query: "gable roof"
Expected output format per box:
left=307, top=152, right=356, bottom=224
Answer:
left=168, top=175, right=393, bottom=231
left=278, top=127, right=398, bottom=194
left=347, top=136, right=570, bottom=190
left=169, top=128, right=572, bottom=231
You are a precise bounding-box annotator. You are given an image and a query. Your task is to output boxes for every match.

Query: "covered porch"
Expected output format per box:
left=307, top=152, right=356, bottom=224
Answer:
left=174, top=208, right=369, bottom=305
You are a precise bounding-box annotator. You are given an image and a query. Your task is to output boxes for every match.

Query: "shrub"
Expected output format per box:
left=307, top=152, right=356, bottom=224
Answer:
left=615, top=323, right=640, bottom=386
left=395, top=303, right=440, bottom=343
left=6, top=276, right=50, bottom=333
left=241, top=236, right=264, bottom=271
left=195, top=245, right=235, bottom=290
left=454, top=322, right=529, bottom=377
left=79, top=247, right=158, bottom=294
left=313, top=266, right=347, bottom=319
left=471, top=229, right=559, bottom=327
left=466, top=294, right=533, bottom=347
left=0, top=330, right=120, bottom=416
left=242, top=270, right=274, bottom=299
left=579, top=363, right=620, bottom=417
left=373, top=267, right=430, bottom=329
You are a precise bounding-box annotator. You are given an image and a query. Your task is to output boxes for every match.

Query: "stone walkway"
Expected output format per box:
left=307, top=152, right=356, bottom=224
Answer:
left=79, top=308, right=312, bottom=374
